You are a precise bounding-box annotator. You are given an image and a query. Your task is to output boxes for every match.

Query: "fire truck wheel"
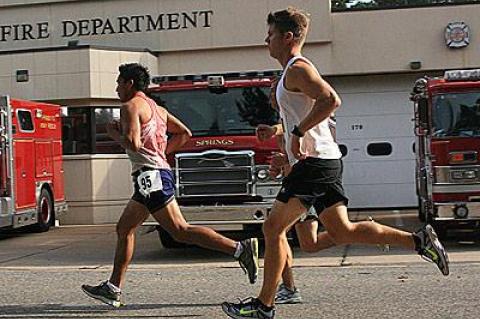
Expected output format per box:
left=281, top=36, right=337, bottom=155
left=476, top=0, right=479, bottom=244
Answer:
left=31, top=189, right=54, bottom=233
left=156, top=226, right=187, bottom=249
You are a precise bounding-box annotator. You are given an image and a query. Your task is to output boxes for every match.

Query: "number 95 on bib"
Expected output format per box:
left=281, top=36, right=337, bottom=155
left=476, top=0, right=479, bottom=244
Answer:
left=137, top=170, right=163, bottom=197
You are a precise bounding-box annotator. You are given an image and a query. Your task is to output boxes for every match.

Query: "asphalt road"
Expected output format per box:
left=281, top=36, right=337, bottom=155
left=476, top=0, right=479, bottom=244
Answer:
left=1, top=210, right=480, bottom=318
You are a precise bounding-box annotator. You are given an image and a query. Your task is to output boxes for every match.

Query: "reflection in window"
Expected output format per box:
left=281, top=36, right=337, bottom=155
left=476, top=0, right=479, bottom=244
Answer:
left=367, top=142, right=392, bottom=156
left=432, top=93, right=480, bottom=138
left=150, top=87, right=278, bottom=137
left=17, top=110, right=34, bottom=132
left=62, top=107, right=124, bottom=155
left=95, top=108, right=123, bottom=154
left=62, top=108, right=92, bottom=154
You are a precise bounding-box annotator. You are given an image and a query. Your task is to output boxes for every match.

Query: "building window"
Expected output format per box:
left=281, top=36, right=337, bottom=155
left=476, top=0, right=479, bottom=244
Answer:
left=339, top=144, right=348, bottom=158
left=62, top=107, right=125, bottom=155
left=94, top=108, right=123, bottom=154
left=17, top=110, right=34, bottom=132
left=367, top=142, right=392, bottom=156
left=62, top=108, right=92, bottom=154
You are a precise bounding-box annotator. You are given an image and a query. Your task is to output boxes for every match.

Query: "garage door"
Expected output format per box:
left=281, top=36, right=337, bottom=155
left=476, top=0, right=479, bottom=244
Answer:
left=330, top=74, right=418, bottom=208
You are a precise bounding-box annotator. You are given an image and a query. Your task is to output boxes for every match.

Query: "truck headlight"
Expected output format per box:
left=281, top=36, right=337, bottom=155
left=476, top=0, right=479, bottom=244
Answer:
left=451, top=170, right=477, bottom=180
left=257, top=169, right=269, bottom=181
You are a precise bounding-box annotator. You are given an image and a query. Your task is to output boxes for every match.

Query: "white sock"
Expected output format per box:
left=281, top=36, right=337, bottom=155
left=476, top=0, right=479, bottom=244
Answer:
left=107, top=281, right=121, bottom=293
left=234, top=242, right=244, bottom=259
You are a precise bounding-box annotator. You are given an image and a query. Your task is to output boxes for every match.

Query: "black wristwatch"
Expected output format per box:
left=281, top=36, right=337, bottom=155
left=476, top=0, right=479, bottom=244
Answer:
left=291, top=125, right=304, bottom=137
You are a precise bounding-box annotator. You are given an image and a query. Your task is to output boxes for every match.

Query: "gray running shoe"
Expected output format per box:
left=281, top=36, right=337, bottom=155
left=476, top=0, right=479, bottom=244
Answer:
left=222, top=297, right=275, bottom=319
left=237, top=238, right=259, bottom=284
left=415, top=224, right=449, bottom=276
left=81, top=281, right=121, bottom=308
left=275, top=283, right=302, bottom=304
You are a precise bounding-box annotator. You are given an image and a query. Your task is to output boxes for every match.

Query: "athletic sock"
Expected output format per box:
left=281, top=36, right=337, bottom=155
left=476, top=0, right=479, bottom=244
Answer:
left=107, top=281, right=121, bottom=293
left=234, top=242, right=244, bottom=259
left=256, top=298, right=274, bottom=312
left=412, top=233, right=422, bottom=252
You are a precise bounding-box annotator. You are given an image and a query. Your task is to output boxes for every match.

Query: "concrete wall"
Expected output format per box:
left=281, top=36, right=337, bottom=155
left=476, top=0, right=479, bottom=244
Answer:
left=0, top=47, right=157, bottom=102
left=62, top=154, right=132, bottom=224
left=0, top=0, right=331, bottom=52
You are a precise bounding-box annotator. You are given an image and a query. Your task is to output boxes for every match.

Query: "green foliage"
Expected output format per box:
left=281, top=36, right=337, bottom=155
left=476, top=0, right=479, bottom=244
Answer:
left=331, top=0, right=480, bottom=11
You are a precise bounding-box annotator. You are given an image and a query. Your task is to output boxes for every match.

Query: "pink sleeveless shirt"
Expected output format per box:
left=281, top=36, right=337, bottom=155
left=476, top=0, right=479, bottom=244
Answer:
left=126, top=92, right=171, bottom=172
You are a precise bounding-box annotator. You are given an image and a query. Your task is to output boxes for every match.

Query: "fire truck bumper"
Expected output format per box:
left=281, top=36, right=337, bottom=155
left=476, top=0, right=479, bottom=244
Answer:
left=143, top=202, right=272, bottom=231
left=54, top=201, right=68, bottom=217
left=434, top=201, right=480, bottom=222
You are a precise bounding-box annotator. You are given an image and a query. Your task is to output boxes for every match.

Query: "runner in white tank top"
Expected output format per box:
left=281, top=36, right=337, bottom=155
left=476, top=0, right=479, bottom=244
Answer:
left=276, top=55, right=341, bottom=165
left=223, top=8, right=449, bottom=319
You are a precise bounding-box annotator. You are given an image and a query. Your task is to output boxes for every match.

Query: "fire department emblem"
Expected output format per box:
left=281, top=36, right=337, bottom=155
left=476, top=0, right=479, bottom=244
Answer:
left=445, top=22, right=470, bottom=49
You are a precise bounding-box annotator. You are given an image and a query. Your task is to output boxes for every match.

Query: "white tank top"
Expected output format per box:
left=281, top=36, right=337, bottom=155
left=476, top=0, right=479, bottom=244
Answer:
left=276, top=55, right=341, bottom=165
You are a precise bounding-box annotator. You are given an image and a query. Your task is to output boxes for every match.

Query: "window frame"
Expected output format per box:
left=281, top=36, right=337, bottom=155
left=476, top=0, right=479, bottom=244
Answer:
left=16, top=109, right=35, bottom=133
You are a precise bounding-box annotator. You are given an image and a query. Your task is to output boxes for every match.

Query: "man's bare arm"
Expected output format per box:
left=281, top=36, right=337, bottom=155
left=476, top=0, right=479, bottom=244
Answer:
left=165, top=111, right=192, bottom=155
left=115, top=102, right=143, bottom=152
left=287, top=61, right=341, bottom=134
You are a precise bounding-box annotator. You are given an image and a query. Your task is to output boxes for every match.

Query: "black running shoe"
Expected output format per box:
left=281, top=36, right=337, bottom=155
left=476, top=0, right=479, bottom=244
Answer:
left=275, top=283, right=302, bottom=304
left=81, top=281, right=121, bottom=308
left=236, top=238, right=259, bottom=284
left=222, top=297, right=275, bottom=319
left=415, top=224, right=449, bottom=276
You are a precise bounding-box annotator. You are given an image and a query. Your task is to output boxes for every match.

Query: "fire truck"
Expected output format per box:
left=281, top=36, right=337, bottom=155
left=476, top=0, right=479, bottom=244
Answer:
left=0, top=96, right=67, bottom=232
left=411, top=69, right=480, bottom=235
left=146, top=71, right=281, bottom=247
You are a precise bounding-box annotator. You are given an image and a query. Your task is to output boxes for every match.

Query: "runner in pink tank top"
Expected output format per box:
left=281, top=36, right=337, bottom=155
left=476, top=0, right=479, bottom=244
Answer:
left=82, top=63, right=260, bottom=308
left=126, top=91, right=170, bottom=172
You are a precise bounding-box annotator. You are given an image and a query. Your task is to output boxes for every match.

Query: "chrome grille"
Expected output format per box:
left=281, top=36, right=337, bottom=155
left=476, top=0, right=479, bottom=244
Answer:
left=175, top=150, right=254, bottom=198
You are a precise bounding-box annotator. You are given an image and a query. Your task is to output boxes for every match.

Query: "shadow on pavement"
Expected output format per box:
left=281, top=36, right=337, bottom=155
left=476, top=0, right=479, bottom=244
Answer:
left=0, top=303, right=215, bottom=318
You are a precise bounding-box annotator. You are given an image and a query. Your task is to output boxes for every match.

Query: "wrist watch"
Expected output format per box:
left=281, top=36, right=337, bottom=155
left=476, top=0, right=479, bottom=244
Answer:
left=291, top=125, right=304, bottom=137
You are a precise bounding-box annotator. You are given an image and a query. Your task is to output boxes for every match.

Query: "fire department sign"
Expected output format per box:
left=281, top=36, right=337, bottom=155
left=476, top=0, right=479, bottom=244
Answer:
left=445, top=22, right=470, bottom=48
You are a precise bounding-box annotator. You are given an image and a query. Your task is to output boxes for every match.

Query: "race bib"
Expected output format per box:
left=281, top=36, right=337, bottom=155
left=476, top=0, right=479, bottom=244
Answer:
left=137, top=170, right=163, bottom=197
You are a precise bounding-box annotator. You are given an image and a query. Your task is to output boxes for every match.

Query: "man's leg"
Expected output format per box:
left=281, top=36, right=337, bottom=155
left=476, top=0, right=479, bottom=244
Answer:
left=152, top=199, right=236, bottom=254
left=319, top=202, right=414, bottom=249
left=258, top=198, right=306, bottom=307
left=319, top=202, right=449, bottom=275
left=152, top=198, right=259, bottom=283
left=81, top=200, right=149, bottom=307
left=279, top=220, right=318, bottom=291
left=109, top=200, right=150, bottom=288
left=280, top=243, right=295, bottom=290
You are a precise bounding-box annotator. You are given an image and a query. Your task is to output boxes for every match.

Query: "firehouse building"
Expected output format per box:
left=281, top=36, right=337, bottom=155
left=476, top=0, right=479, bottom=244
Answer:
left=0, top=0, right=479, bottom=224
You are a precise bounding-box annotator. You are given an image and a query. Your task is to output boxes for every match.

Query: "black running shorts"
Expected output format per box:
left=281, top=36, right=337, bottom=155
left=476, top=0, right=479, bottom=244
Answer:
left=131, top=167, right=175, bottom=213
left=276, top=158, right=349, bottom=214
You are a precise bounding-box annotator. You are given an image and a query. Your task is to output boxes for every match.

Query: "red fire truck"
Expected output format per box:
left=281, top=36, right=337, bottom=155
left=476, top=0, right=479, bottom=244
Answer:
left=411, top=69, right=480, bottom=235
left=0, top=96, right=67, bottom=232
left=146, top=71, right=281, bottom=247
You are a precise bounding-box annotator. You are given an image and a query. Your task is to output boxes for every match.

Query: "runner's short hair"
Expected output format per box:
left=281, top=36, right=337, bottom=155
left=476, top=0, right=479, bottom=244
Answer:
left=118, top=63, right=150, bottom=92
left=267, top=7, right=310, bottom=44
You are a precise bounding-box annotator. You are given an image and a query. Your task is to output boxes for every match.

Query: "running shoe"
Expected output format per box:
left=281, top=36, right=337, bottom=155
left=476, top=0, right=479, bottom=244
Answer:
left=81, top=281, right=122, bottom=308
left=415, top=224, right=449, bottom=276
left=236, top=238, right=259, bottom=284
left=275, top=283, right=302, bottom=304
left=222, top=297, right=275, bottom=319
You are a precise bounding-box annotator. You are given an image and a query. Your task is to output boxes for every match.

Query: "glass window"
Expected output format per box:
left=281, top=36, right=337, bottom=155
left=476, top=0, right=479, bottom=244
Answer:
left=367, top=142, right=392, bottom=156
left=17, top=110, right=34, bottom=132
left=94, top=108, right=123, bottom=154
left=62, top=107, right=126, bottom=155
left=432, top=93, right=480, bottom=137
left=62, top=108, right=92, bottom=155
left=150, top=86, right=279, bottom=137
